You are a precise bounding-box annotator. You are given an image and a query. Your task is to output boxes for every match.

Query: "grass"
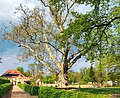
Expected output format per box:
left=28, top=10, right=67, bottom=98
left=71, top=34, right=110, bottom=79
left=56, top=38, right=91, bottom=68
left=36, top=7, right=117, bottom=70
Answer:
left=79, top=87, right=120, bottom=94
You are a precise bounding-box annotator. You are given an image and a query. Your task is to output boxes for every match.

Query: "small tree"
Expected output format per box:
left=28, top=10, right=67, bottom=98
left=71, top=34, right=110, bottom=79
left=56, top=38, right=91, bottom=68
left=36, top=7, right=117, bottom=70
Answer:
left=89, top=65, right=97, bottom=83
left=24, top=70, right=32, bottom=77
left=16, top=67, right=24, bottom=74
left=79, top=67, right=91, bottom=84
left=68, top=71, right=80, bottom=84
left=95, top=63, right=108, bottom=86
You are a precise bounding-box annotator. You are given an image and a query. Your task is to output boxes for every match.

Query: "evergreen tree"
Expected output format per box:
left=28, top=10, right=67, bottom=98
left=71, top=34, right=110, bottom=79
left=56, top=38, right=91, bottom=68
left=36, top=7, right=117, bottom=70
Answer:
left=89, top=65, right=96, bottom=83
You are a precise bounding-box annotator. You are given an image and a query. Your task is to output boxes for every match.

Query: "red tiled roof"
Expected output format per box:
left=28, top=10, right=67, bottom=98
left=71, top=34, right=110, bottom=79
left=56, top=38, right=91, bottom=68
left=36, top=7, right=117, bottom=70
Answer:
left=1, top=69, right=25, bottom=77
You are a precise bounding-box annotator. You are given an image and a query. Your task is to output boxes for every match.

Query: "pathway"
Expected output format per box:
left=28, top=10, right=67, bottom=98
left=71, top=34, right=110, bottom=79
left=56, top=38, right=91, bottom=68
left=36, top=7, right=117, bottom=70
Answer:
left=11, top=85, right=30, bottom=98
left=11, top=85, right=38, bottom=98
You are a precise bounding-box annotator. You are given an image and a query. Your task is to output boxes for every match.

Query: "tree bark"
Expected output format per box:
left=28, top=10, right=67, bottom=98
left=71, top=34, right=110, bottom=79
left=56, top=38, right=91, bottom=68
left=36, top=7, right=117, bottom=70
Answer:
left=58, top=64, right=68, bottom=88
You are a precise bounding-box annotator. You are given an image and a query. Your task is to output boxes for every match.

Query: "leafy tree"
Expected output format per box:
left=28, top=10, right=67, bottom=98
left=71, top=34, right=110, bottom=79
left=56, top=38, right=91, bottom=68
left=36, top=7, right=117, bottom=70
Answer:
left=43, top=74, right=58, bottom=84
left=28, top=64, right=36, bottom=77
left=68, top=71, right=80, bottom=84
left=24, top=70, right=32, bottom=77
left=16, top=66, right=32, bottom=77
left=27, top=63, right=44, bottom=80
left=4, top=0, right=120, bottom=87
left=95, top=62, right=108, bottom=86
left=102, top=54, right=120, bottom=86
left=79, top=67, right=91, bottom=84
left=16, top=67, right=24, bottom=74
left=109, top=65, right=120, bottom=86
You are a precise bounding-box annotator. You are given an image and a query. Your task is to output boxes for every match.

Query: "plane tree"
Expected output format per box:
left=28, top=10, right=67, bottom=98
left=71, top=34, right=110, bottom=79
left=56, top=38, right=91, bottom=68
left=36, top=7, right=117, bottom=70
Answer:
left=4, top=0, right=120, bottom=87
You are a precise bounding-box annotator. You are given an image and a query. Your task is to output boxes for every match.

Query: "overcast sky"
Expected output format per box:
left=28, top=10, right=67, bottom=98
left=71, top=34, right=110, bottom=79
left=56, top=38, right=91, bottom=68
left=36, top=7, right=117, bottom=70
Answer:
left=0, top=0, right=92, bottom=75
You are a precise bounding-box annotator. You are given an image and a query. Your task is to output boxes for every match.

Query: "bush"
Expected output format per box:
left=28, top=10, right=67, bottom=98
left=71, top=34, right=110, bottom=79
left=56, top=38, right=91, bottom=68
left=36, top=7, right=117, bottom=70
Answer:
left=79, top=88, right=120, bottom=94
left=0, top=77, right=10, bottom=84
left=17, top=84, right=39, bottom=96
left=0, top=83, right=12, bottom=97
left=38, top=86, right=111, bottom=98
left=31, top=86, right=40, bottom=95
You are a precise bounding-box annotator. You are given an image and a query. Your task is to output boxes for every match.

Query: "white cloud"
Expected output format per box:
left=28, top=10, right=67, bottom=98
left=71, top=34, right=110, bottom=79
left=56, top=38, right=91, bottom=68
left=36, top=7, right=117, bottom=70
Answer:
left=0, top=0, right=92, bottom=22
left=0, top=47, right=34, bottom=75
left=0, top=0, right=37, bottom=22
left=0, top=11, right=4, bottom=18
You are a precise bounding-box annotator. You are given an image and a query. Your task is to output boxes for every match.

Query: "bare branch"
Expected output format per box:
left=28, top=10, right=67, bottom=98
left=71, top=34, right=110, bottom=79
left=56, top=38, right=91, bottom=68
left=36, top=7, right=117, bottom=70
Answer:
left=39, top=40, right=64, bottom=55
left=35, top=53, right=57, bottom=73
left=68, top=43, right=98, bottom=69
left=43, top=32, right=61, bottom=69
left=62, top=1, right=75, bottom=24
left=40, top=0, right=49, bottom=7
left=18, top=42, right=57, bottom=73
left=88, top=16, right=120, bottom=31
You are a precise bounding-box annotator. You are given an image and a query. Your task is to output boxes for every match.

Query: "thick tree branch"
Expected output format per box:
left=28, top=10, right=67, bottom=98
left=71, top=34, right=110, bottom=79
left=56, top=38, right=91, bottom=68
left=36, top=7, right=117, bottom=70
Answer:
left=18, top=42, right=57, bottom=73
left=68, top=43, right=98, bottom=69
left=88, top=16, right=120, bottom=31
left=64, top=37, right=71, bottom=65
left=39, top=40, right=64, bottom=55
left=43, top=32, right=61, bottom=69
left=35, top=53, right=57, bottom=73
left=67, top=50, right=82, bottom=63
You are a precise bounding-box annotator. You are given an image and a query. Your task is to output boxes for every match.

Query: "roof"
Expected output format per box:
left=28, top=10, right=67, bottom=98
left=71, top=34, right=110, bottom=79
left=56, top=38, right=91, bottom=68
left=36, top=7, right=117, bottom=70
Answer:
left=1, top=69, right=25, bottom=77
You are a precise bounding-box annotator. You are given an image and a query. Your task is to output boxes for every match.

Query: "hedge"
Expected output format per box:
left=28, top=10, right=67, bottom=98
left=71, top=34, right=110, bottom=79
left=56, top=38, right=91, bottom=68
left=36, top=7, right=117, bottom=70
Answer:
left=38, top=86, right=111, bottom=98
left=17, top=84, right=39, bottom=96
left=79, top=88, right=120, bottom=94
left=17, top=84, right=115, bottom=98
left=0, top=83, right=12, bottom=97
left=0, top=77, right=10, bottom=84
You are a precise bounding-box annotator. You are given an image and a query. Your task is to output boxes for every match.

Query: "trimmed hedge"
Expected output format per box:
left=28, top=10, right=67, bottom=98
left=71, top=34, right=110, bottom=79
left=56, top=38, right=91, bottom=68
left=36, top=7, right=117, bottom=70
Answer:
left=38, top=86, right=111, bottom=98
left=17, top=84, right=39, bottom=96
left=0, top=83, right=12, bottom=97
left=0, top=77, right=10, bottom=84
left=79, top=88, right=120, bottom=94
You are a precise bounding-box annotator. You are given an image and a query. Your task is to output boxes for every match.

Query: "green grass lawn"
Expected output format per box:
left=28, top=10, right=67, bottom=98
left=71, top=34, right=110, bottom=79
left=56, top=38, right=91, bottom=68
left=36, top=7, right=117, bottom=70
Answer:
left=79, top=87, right=120, bottom=94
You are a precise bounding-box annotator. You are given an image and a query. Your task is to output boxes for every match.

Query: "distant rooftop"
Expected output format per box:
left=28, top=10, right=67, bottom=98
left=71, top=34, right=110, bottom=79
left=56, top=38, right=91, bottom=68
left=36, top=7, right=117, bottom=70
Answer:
left=1, top=69, right=25, bottom=78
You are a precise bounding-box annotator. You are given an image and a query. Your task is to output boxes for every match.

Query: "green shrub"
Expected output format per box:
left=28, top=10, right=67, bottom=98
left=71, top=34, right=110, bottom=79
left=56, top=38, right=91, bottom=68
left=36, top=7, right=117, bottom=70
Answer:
left=24, top=84, right=31, bottom=94
left=38, top=86, right=111, bottom=98
left=79, top=88, right=120, bottom=94
left=17, top=84, right=39, bottom=96
left=0, top=83, right=12, bottom=97
left=31, top=86, right=39, bottom=95
left=0, top=77, right=10, bottom=84
left=38, top=86, right=56, bottom=98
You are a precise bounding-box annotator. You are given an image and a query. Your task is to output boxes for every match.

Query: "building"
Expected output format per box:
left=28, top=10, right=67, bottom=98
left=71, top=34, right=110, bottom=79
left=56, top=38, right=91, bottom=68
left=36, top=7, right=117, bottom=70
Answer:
left=1, top=69, right=30, bottom=85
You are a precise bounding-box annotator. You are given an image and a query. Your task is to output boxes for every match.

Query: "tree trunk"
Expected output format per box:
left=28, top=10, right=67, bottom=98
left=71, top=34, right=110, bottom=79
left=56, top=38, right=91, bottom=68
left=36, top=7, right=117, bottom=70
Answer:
left=58, top=64, right=68, bottom=88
